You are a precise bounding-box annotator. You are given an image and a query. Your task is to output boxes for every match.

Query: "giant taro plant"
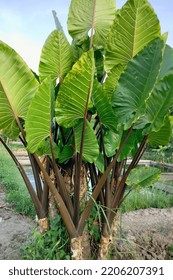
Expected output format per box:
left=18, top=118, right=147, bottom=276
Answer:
left=0, top=0, right=173, bottom=259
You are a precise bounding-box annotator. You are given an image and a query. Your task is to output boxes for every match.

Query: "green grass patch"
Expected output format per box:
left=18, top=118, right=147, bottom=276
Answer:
left=121, top=187, right=173, bottom=213
left=0, top=144, right=35, bottom=218
left=20, top=215, right=71, bottom=260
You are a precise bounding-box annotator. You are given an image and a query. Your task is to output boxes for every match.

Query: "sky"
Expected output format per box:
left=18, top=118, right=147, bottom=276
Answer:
left=0, top=0, right=172, bottom=73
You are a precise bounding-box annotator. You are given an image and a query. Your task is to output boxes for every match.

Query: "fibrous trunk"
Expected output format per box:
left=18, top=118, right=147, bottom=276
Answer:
left=98, top=213, right=120, bottom=260
left=70, top=229, right=91, bottom=260
left=37, top=217, right=49, bottom=233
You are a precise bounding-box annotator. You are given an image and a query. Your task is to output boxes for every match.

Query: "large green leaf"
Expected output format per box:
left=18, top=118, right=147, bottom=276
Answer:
left=36, top=139, right=60, bottom=158
left=105, top=0, right=161, bottom=72
left=112, top=38, right=164, bottom=129
left=126, top=166, right=161, bottom=189
left=59, top=145, right=74, bottom=164
left=39, top=30, right=73, bottom=83
left=0, top=83, right=19, bottom=139
left=143, top=74, right=173, bottom=134
left=118, top=129, right=143, bottom=162
left=158, top=45, right=173, bottom=80
left=103, top=64, right=125, bottom=101
left=67, top=0, right=116, bottom=48
left=148, top=116, right=172, bottom=148
left=92, top=81, right=117, bottom=131
left=55, top=50, right=94, bottom=128
left=26, top=77, right=54, bottom=153
left=103, top=130, right=122, bottom=157
left=0, top=41, right=38, bottom=138
left=74, top=120, right=99, bottom=163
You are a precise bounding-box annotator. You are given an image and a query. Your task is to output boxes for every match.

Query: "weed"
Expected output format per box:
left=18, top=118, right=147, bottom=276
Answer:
left=120, top=187, right=173, bottom=213
left=20, top=215, right=71, bottom=260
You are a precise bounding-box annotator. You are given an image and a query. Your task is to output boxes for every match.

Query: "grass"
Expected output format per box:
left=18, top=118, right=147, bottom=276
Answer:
left=0, top=144, right=35, bottom=218
left=120, top=187, right=173, bottom=213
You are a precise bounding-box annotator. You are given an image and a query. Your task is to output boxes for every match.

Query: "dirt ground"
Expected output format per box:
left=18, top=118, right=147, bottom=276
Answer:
left=114, top=207, right=173, bottom=259
left=0, top=184, right=173, bottom=260
left=0, top=185, right=35, bottom=260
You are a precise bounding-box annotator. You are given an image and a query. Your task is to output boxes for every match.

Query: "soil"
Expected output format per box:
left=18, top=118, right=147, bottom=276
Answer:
left=0, top=184, right=35, bottom=260
left=0, top=184, right=173, bottom=260
left=113, top=208, right=173, bottom=259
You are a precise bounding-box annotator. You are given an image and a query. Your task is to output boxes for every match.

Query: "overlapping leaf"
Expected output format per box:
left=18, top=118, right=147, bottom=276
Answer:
left=126, top=166, right=161, bottom=189
left=103, top=64, right=125, bottom=101
left=158, top=45, right=173, bottom=80
left=148, top=117, right=172, bottom=148
left=92, top=81, right=117, bottom=131
left=56, top=50, right=94, bottom=128
left=118, top=129, right=143, bottom=162
left=39, top=30, right=73, bottom=82
left=68, top=0, right=116, bottom=48
left=112, top=38, right=164, bottom=129
left=26, top=77, right=54, bottom=153
left=142, top=74, right=173, bottom=134
left=74, top=120, right=99, bottom=163
left=103, top=130, right=122, bottom=157
left=105, top=0, right=161, bottom=71
left=0, top=41, right=38, bottom=139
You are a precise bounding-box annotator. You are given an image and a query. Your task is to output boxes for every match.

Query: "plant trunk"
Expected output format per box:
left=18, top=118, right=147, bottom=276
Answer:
left=70, top=229, right=91, bottom=260
left=71, top=236, right=83, bottom=260
left=48, top=191, right=58, bottom=220
left=98, top=235, right=113, bottom=260
left=37, top=217, right=49, bottom=233
left=98, top=213, right=120, bottom=260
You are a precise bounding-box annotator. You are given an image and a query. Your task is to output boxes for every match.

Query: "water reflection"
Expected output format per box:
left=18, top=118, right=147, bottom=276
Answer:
left=23, top=166, right=36, bottom=190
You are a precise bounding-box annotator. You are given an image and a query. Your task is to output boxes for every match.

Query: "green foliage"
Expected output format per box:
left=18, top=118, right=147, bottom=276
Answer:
left=144, top=75, right=173, bottom=134
left=74, top=120, right=99, bottom=163
left=39, top=30, right=73, bottom=82
left=26, top=77, right=54, bottom=153
left=148, top=117, right=172, bottom=148
left=56, top=49, right=94, bottom=128
left=121, top=188, right=173, bottom=213
left=126, top=166, right=161, bottom=189
left=0, top=145, right=35, bottom=218
left=20, top=215, right=71, bottom=260
left=112, top=38, right=164, bottom=129
left=158, top=45, right=173, bottom=80
left=0, top=0, right=173, bottom=260
left=68, top=0, right=116, bottom=48
left=105, top=0, right=161, bottom=71
left=0, top=41, right=38, bottom=139
left=92, top=81, right=117, bottom=131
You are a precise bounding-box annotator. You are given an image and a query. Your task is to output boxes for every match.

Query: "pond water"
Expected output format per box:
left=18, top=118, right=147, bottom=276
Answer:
left=23, top=166, right=36, bottom=190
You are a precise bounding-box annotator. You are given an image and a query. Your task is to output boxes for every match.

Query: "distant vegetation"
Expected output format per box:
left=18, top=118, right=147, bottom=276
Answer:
left=0, top=144, right=35, bottom=218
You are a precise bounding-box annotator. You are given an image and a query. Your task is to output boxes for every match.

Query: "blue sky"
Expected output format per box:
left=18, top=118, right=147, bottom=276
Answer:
left=0, top=0, right=172, bottom=72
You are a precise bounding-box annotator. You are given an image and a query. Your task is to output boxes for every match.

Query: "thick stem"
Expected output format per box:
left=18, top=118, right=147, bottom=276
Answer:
left=41, top=157, right=50, bottom=215
left=71, top=236, right=83, bottom=260
left=109, top=136, right=148, bottom=225
left=49, top=136, right=74, bottom=218
left=33, top=153, right=78, bottom=238
left=98, top=235, right=112, bottom=260
left=38, top=217, right=49, bottom=233
left=78, top=125, right=134, bottom=235
left=70, top=230, right=91, bottom=260
left=28, top=153, right=43, bottom=201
